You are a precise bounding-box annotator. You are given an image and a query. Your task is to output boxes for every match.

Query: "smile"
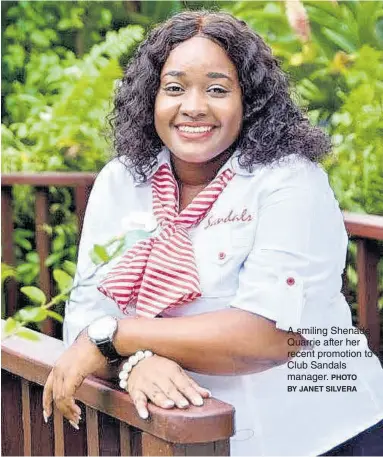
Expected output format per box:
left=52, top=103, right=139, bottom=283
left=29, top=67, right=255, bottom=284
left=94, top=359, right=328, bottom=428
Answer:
left=177, top=126, right=214, bottom=133
left=174, top=125, right=217, bottom=141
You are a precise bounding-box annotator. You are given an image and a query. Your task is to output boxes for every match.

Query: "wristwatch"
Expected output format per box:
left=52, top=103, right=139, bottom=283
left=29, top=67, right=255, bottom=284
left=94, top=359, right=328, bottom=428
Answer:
left=87, top=315, right=120, bottom=363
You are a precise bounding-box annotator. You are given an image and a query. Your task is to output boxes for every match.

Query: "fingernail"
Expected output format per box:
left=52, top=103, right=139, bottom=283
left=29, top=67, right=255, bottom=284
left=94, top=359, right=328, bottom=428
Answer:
left=180, top=399, right=189, bottom=408
left=193, top=396, right=204, bottom=406
left=138, top=409, right=149, bottom=420
left=164, top=400, right=175, bottom=408
left=69, top=420, right=79, bottom=430
left=43, top=410, right=49, bottom=423
left=205, top=389, right=212, bottom=397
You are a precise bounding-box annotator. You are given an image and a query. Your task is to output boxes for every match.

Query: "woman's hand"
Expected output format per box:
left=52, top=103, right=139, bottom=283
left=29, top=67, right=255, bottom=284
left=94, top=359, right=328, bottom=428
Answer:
left=42, top=332, right=106, bottom=428
left=126, top=355, right=211, bottom=419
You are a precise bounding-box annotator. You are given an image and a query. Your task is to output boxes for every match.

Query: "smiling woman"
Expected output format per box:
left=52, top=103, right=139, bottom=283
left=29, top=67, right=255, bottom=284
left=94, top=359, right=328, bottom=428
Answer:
left=43, top=10, right=383, bottom=457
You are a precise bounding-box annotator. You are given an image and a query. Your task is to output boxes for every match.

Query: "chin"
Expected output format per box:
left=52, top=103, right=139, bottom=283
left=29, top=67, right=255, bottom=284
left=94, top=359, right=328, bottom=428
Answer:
left=178, top=152, right=220, bottom=164
left=170, top=144, right=225, bottom=163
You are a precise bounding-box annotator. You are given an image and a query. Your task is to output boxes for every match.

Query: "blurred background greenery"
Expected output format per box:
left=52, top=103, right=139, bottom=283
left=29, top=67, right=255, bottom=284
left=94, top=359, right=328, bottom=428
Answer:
left=1, top=1, right=383, bottom=316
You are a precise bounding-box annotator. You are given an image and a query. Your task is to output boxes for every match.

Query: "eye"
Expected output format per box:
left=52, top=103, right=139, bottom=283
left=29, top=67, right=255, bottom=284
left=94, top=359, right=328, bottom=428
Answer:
left=208, top=86, right=229, bottom=95
left=164, top=84, right=184, bottom=94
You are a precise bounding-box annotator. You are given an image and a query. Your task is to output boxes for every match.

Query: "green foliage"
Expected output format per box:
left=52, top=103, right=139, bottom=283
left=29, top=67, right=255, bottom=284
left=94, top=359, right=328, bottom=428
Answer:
left=2, top=24, right=143, bottom=173
left=324, top=46, right=383, bottom=215
left=2, top=2, right=144, bottom=293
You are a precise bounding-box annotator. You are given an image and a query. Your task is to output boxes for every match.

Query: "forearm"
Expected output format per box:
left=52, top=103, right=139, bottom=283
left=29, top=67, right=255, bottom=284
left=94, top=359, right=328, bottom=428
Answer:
left=114, top=308, right=299, bottom=375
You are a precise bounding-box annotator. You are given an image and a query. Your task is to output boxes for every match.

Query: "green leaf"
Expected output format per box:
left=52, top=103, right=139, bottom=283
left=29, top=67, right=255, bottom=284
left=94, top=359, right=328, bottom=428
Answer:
left=94, top=245, right=109, bottom=261
left=53, top=269, right=73, bottom=292
left=89, top=244, right=109, bottom=264
left=4, top=317, right=18, bottom=334
left=16, top=328, right=40, bottom=341
left=46, top=310, right=64, bottom=323
left=45, top=251, right=66, bottom=267
left=63, top=260, right=76, bottom=277
left=17, top=306, right=48, bottom=323
left=321, top=27, right=356, bottom=54
left=1, top=263, right=16, bottom=284
left=20, top=286, right=47, bottom=306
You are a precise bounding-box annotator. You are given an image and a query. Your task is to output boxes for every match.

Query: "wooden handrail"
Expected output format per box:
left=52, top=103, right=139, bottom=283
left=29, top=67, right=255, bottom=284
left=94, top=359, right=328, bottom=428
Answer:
left=1, top=328, right=234, bottom=444
left=343, top=211, right=383, bottom=241
left=1, top=172, right=96, bottom=187
left=1, top=322, right=234, bottom=455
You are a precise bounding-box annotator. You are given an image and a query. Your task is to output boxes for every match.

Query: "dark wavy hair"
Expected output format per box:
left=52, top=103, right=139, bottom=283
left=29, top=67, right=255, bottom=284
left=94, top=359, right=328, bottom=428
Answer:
left=110, top=10, right=331, bottom=182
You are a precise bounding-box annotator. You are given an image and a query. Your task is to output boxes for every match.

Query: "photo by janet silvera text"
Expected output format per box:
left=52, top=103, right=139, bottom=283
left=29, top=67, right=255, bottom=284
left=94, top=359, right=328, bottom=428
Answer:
left=286, top=326, right=372, bottom=393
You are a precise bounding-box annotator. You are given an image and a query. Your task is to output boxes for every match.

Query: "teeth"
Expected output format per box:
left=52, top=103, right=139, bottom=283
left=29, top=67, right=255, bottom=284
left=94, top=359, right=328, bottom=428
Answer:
left=177, top=126, right=213, bottom=133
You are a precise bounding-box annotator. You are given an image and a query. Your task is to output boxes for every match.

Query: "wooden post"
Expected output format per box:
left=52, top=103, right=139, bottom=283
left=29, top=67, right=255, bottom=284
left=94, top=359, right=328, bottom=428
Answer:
left=1, top=186, right=18, bottom=316
left=356, top=238, right=380, bottom=354
left=35, top=187, right=54, bottom=336
left=74, top=185, right=91, bottom=238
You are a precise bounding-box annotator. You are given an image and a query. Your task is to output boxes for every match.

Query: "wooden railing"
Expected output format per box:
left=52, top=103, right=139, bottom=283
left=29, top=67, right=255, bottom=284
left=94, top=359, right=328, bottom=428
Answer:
left=1, top=323, right=234, bottom=456
left=2, top=173, right=95, bottom=335
left=2, top=173, right=383, bottom=353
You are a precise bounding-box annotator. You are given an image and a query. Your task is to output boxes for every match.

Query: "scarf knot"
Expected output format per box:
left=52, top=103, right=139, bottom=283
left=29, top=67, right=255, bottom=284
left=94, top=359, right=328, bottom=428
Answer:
left=98, top=163, right=235, bottom=318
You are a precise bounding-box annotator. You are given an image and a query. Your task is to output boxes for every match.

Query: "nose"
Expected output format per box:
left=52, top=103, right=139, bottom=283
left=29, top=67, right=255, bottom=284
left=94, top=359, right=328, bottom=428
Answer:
left=180, top=89, right=208, bottom=118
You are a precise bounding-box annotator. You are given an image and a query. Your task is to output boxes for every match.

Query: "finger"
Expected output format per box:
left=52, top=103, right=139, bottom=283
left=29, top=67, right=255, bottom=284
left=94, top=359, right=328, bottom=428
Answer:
left=158, top=380, right=191, bottom=409
left=53, top=370, right=78, bottom=425
left=173, top=372, right=205, bottom=406
left=187, top=377, right=212, bottom=398
left=130, top=389, right=149, bottom=420
left=42, top=371, right=54, bottom=422
left=53, top=371, right=78, bottom=428
left=142, top=382, right=176, bottom=410
left=60, top=375, right=83, bottom=424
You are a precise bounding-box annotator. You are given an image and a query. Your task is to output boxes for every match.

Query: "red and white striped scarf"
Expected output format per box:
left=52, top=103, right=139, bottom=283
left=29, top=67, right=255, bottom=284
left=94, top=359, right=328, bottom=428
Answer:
left=98, top=163, right=235, bottom=318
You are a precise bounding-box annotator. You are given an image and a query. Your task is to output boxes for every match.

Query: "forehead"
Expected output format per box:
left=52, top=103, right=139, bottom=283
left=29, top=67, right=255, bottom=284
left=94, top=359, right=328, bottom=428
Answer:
left=161, top=36, right=238, bottom=78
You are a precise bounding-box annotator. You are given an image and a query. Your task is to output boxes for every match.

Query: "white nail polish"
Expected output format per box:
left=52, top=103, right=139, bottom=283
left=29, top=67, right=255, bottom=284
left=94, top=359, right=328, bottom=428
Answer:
left=138, top=409, right=149, bottom=420
left=194, top=397, right=203, bottom=406
left=69, top=420, right=79, bottom=430
left=43, top=411, right=49, bottom=423
left=180, top=399, right=189, bottom=408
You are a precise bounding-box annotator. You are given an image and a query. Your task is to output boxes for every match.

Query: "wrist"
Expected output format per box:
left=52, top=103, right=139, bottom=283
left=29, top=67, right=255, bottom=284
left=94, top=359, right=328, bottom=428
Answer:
left=118, top=350, right=154, bottom=390
left=87, top=316, right=121, bottom=363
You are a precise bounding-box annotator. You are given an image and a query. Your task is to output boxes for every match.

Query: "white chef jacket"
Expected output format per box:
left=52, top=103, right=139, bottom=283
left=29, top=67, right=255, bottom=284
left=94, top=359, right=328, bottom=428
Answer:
left=64, top=147, right=383, bottom=456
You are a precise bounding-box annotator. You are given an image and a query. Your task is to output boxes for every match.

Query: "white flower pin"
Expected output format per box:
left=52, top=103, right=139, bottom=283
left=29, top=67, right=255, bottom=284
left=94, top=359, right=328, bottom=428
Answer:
left=121, top=212, right=158, bottom=233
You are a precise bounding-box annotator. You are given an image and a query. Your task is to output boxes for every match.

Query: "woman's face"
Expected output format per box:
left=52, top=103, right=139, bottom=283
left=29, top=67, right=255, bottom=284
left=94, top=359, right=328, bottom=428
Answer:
left=154, top=36, right=243, bottom=164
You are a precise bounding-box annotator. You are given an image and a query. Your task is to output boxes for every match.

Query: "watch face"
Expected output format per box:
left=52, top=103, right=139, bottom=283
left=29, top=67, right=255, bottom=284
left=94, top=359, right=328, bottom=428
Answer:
left=88, top=316, right=117, bottom=341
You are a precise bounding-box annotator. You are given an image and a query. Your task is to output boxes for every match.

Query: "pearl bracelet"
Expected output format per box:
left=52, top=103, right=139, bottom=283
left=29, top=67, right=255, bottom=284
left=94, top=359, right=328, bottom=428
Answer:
left=118, top=350, right=153, bottom=390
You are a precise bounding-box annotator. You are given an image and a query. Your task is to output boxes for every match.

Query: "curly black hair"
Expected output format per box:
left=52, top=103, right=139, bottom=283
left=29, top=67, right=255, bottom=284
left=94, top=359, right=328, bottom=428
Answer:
left=110, top=10, right=331, bottom=182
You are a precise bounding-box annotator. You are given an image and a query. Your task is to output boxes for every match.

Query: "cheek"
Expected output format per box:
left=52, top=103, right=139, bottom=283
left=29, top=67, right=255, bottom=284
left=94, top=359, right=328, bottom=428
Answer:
left=221, top=102, right=243, bottom=133
left=154, top=95, right=177, bottom=124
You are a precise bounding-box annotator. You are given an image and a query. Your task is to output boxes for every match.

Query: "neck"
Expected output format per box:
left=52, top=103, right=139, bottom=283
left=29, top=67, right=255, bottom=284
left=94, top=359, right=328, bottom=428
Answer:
left=170, top=150, right=232, bottom=187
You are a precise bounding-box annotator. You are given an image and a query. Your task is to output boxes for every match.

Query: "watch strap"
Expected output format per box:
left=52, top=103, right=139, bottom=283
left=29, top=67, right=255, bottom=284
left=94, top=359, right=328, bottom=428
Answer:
left=97, top=339, right=120, bottom=363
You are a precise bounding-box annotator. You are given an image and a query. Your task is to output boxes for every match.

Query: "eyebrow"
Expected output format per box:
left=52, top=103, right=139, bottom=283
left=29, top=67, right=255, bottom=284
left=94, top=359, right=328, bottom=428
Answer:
left=162, top=70, right=232, bottom=81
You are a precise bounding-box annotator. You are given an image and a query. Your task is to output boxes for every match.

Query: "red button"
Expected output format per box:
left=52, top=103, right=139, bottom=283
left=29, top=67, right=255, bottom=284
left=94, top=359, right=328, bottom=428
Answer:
left=219, top=252, right=226, bottom=260
left=286, top=277, right=295, bottom=286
